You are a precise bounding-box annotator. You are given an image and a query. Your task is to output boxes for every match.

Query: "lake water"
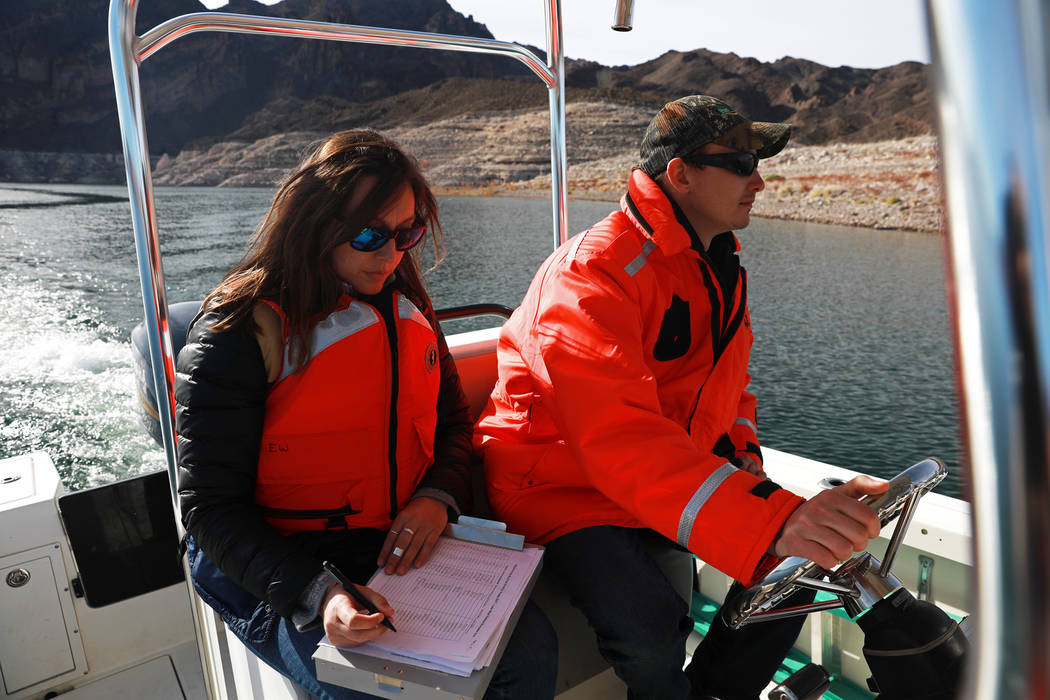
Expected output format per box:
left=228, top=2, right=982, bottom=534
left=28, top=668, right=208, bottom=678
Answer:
left=0, top=184, right=963, bottom=496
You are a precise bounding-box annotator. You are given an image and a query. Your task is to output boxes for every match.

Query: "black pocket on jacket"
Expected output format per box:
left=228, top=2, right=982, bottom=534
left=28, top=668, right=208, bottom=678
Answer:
left=654, top=294, right=691, bottom=361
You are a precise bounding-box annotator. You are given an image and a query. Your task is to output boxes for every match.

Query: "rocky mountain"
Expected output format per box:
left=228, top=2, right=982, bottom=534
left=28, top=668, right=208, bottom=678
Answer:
left=0, top=0, right=932, bottom=183
left=581, top=50, right=931, bottom=145
left=1, top=0, right=521, bottom=157
left=218, top=51, right=931, bottom=151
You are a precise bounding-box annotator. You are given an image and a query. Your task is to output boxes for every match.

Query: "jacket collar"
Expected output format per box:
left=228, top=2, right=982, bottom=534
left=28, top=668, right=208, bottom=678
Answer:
left=620, top=168, right=741, bottom=257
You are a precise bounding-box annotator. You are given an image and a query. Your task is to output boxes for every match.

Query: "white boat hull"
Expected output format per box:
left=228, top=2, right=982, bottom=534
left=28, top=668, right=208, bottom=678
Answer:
left=0, top=328, right=972, bottom=699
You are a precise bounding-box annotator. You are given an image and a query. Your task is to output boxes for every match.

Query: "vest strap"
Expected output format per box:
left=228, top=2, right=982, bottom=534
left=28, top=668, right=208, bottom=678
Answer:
left=257, top=504, right=363, bottom=530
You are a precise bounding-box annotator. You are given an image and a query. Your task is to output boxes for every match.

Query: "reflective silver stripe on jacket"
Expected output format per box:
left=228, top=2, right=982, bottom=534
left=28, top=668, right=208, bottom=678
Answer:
left=676, top=462, right=738, bottom=547
left=278, top=301, right=380, bottom=382
left=734, top=417, right=757, bottom=434
left=398, top=295, right=432, bottom=331
left=624, top=240, right=658, bottom=277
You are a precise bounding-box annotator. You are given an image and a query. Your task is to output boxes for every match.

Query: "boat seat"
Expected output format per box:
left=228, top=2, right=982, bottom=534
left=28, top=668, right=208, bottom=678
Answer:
left=220, top=614, right=315, bottom=700
left=192, top=600, right=316, bottom=700
left=131, top=300, right=202, bottom=445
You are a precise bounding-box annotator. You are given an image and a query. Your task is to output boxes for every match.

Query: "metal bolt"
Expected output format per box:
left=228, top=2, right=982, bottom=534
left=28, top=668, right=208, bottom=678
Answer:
left=6, top=568, right=30, bottom=587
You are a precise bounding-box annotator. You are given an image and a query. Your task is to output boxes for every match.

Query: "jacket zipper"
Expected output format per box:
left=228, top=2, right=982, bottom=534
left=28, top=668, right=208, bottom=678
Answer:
left=716, top=270, right=748, bottom=359
left=687, top=257, right=747, bottom=431
left=695, top=257, right=723, bottom=358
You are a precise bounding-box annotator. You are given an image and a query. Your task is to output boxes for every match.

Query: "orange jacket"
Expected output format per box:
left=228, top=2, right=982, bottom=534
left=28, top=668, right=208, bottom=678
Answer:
left=255, top=293, right=442, bottom=534
left=475, top=170, right=804, bottom=585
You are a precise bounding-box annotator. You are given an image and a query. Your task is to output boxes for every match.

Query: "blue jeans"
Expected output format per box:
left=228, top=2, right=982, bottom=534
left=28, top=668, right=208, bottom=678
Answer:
left=543, top=526, right=814, bottom=700
left=232, top=599, right=558, bottom=700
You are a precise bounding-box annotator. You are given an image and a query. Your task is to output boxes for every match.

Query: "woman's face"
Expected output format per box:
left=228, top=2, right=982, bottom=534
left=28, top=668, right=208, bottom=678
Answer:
left=331, top=180, right=416, bottom=295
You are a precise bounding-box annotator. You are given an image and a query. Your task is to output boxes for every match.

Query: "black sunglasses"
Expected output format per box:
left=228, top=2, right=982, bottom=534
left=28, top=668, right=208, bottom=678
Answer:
left=684, top=151, right=760, bottom=177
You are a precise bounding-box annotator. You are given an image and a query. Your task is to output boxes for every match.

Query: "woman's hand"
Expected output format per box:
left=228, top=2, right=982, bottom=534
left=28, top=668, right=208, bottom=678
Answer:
left=321, top=582, right=394, bottom=648
left=378, top=496, right=449, bottom=575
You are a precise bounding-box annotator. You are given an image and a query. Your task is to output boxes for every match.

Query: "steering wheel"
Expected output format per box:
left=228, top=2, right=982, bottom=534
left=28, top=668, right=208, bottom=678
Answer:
left=722, top=457, right=947, bottom=629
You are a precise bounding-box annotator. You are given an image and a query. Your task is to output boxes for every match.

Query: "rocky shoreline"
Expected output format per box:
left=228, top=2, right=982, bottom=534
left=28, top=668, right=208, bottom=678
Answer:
left=3, top=102, right=944, bottom=234
left=483, top=134, right=943, bottom=234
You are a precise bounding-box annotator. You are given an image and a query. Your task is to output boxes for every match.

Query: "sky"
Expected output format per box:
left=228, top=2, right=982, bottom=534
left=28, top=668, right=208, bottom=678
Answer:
left=445, top=0, right=931, bottom=70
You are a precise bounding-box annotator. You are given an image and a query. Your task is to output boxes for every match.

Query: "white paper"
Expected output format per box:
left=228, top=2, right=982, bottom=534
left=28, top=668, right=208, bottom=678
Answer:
left=319, top=538, right=541, bottom=677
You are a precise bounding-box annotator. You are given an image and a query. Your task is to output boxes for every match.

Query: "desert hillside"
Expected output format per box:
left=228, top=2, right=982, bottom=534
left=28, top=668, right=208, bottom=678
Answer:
left=151, top=102, right=942, bottom=233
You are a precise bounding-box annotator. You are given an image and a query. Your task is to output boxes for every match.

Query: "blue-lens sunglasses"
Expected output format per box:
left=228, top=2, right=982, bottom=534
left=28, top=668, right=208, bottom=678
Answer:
left=684, top=151, right=760, bottom=177
left=337, top=216, right=427, bottom=252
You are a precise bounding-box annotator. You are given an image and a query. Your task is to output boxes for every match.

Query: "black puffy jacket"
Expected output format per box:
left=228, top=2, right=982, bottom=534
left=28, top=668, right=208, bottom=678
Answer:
left=175, top=286, right=474, bottom=618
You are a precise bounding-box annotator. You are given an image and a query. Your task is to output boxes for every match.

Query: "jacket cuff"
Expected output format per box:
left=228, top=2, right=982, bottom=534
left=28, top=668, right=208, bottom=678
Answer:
left=292, top=571, right=336, bottom=632
left=743, top=441, right=763, bottom=464
left=412, top=488, right=461, bottom=517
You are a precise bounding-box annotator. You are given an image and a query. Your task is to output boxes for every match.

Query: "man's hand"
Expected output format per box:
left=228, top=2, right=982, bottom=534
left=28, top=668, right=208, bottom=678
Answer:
left=773, top=475, right=889, bottom=569
left=321, top=583, right=394, bottom=648
left=737, top=454, right=766, bottom=479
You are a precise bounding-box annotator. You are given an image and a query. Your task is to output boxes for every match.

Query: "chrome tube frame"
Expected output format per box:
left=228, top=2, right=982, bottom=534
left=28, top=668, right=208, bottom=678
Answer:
left=927, top=0, right=1050, bottom=697
left=107, top=0, right=569, bottom=508
left=545, top=0, right=569, bottom=249
left=612, top=0, right=635, bottom=32
left=137, top=13, right=556, bottom=85
left=109, top=0, right=177, bottom=496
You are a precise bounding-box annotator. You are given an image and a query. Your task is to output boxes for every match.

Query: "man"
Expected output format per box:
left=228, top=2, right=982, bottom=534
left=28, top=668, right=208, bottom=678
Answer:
left=474, top=95, right=889, bottom=699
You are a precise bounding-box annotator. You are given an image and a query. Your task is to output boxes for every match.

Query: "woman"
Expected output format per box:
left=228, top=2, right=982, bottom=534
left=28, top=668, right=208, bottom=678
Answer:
left=175, top=130, right=556, bottom=699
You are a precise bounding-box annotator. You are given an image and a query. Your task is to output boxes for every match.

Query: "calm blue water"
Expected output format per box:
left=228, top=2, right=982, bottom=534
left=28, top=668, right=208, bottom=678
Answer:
left=0, top=184, right=963, bottom=496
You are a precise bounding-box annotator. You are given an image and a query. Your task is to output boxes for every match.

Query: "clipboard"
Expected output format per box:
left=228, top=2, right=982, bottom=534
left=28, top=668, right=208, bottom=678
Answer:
left=312, top=517, right=543, bottom=699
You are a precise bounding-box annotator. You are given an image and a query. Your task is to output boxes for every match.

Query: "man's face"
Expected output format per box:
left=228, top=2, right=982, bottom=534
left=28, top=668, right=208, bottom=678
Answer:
left=676, top=142, right=765, bottom=239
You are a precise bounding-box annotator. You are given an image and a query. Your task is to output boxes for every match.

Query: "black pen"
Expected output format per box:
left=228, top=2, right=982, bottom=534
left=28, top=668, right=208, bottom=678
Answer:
left=322, top=560, right=397, bottom=632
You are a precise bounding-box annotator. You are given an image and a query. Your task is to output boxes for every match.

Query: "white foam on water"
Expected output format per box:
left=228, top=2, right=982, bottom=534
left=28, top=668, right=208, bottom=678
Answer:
left=0, top=274, right=161, bottom=486
left=4, top=331, right=128, bottom=379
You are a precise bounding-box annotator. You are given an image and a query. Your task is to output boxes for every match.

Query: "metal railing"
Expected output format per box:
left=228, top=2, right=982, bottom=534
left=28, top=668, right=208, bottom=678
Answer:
left=108, top=0, right=568, bottom=503
left=435, top=303, right=515, bottom=322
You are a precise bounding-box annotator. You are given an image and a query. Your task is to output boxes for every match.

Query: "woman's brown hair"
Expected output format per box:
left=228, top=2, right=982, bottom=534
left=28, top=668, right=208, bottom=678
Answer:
left=203, top=129, right=443, bottom=369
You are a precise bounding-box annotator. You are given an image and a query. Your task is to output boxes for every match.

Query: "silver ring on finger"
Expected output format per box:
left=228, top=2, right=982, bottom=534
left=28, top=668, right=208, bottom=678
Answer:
left=389, top=529, right=400, bottom=536
left=392, top=546, right=404, bottom=558
left=402, top=527, right=415, bottom=536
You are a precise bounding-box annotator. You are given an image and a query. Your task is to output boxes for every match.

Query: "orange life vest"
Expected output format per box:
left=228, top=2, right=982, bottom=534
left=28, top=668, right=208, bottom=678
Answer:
left=475, top=170, right=803, bottom=585
left=255, top=293, right=442, bottom=535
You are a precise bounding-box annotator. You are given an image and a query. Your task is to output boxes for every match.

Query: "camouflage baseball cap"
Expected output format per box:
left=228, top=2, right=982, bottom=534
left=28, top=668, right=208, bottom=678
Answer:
left=638, top=95, right=791, bottom=177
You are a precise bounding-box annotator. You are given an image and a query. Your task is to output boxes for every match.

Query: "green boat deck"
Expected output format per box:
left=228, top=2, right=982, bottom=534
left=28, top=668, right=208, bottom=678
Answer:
left=690, top=592, right=874, bottom=700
